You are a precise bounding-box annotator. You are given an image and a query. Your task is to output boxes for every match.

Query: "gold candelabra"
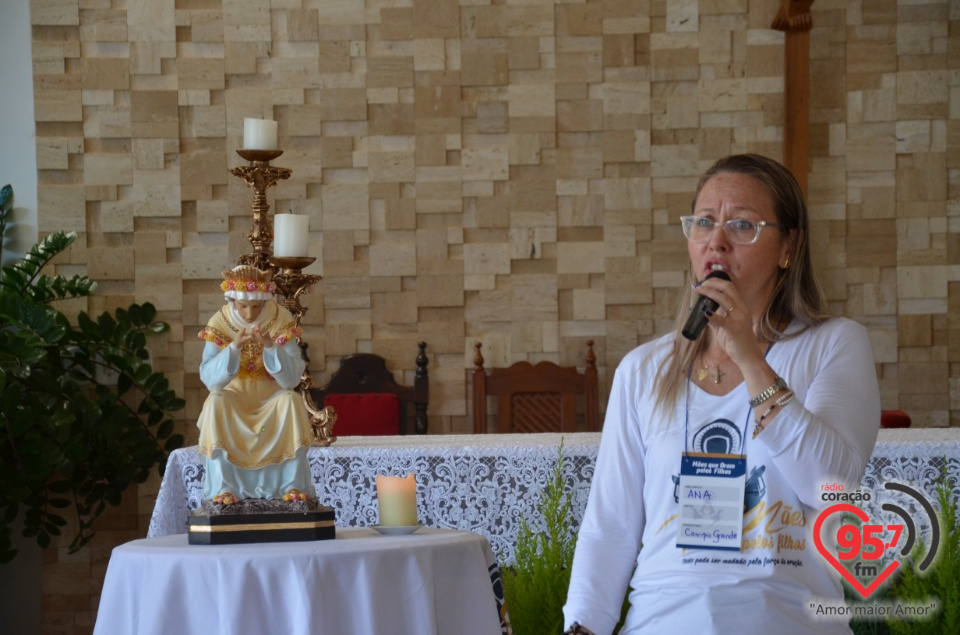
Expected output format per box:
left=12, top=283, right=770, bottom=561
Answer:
left=269, top=256, right=323, bottom=327
left=230, top=149, right=292, bottom=271
left=229, top=151, right=337, bottom=446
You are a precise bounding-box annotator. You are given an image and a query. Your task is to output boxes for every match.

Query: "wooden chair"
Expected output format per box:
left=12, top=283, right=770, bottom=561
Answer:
left=310, top=342, right=429, bottom=436
left=472, top=341, right=600, bottom=434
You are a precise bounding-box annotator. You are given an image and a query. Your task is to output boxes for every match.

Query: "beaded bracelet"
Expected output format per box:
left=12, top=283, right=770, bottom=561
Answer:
left=752, top=390, right=795, bottom=439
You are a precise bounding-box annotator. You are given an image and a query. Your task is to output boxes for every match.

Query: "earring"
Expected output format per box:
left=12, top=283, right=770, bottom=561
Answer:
left=781, top=258, right=790, bottom=269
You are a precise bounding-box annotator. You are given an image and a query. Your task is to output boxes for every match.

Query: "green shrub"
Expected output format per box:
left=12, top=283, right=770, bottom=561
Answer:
left=501, top=441, right=631, bottom=634
left=886, top=482, right=960, bottom=634
left=501, top=443, right=577, bottom=635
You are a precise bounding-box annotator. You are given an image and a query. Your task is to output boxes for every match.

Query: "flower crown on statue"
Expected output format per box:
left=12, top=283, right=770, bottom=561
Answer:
left=220, top=265, right=277, bottom=301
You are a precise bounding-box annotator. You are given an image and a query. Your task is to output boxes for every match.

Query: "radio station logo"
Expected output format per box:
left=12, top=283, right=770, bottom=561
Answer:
left=813, top=482, right=940, bottom=599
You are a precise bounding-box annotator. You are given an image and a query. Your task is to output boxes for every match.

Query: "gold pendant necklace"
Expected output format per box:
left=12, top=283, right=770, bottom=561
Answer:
left=698, top=362, right=724, bottom=384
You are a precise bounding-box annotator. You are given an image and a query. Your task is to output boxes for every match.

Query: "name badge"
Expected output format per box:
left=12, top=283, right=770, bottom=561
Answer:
left=676, top=452, right=746, bottom=552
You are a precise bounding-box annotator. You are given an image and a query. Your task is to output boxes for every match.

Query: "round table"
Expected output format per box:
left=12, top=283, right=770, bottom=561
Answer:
left=93, top=528, right=504, bottom=635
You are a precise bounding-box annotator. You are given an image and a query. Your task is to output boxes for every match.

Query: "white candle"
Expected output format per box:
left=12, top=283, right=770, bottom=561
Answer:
left=376, top=474, right=418, bottom=526
left=243, top=117, right=278, bottom=150
left=273, top=213, right=309, bottom=257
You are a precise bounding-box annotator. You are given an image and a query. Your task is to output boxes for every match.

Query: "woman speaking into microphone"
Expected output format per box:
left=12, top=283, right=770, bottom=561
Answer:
left=563, top=154, right=880, bottom=635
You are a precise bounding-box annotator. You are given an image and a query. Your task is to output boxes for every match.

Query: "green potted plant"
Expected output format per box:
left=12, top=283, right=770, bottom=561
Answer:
left=0, top=183, right=185, bottom=562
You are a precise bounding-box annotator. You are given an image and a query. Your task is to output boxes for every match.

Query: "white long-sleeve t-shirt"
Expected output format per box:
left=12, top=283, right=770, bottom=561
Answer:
left=563, top=318, right=880, bottom=635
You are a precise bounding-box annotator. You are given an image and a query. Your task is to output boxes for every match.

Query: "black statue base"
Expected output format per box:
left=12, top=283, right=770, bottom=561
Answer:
left=188, top=498, right=336, bottom=545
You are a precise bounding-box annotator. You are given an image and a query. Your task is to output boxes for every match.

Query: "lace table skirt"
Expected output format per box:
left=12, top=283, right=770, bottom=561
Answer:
left=148, top=429, right=959, bottom=565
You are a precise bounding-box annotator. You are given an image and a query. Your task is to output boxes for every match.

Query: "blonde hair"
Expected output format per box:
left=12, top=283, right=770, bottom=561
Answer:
left=652, top=154, right=829, bottom=418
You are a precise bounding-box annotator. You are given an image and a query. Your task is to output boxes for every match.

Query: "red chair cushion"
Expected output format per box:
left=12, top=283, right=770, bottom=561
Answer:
left=881, top=409, right=911, bottom=429
left=323, top=393, right=401, bottom=436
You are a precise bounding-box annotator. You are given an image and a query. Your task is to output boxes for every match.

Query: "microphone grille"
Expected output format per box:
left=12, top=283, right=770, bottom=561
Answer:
left=703, top=270, right=730, bottom=282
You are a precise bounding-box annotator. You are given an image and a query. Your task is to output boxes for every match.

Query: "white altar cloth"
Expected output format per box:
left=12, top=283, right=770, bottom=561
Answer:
left=93, top=528, right=503, bottom=635
left=148, top=429, right=960, bottom=565
left=149, top=432, right=601, bottom=564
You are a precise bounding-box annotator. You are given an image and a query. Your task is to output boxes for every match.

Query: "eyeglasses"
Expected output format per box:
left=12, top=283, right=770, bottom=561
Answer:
left=679, top=215, right=779, bottom=245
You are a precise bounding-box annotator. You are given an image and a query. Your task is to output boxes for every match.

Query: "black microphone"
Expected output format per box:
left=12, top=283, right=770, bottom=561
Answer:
left=681, top=270, right=730, bottom=341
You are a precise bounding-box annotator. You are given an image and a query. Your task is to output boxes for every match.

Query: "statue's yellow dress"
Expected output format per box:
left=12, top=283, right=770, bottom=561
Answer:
left=196, top=301, right=313, bottom=500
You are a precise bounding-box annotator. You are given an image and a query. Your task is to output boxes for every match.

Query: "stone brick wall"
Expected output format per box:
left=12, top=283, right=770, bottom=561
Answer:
left=26, top=0, right=958, bottom=632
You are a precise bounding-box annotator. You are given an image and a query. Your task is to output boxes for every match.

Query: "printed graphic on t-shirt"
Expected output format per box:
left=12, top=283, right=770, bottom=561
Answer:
left=691, top=417, right=742, bottom=455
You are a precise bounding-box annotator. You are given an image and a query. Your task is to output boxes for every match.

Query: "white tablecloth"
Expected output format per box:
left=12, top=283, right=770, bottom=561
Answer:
left=94, top=528, right=503, bottom=635
left=148, top=429, right=960, bottom=564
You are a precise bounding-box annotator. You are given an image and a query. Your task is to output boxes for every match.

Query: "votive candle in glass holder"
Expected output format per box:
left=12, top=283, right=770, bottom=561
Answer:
left=376, top=473, right=418, bottom=526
